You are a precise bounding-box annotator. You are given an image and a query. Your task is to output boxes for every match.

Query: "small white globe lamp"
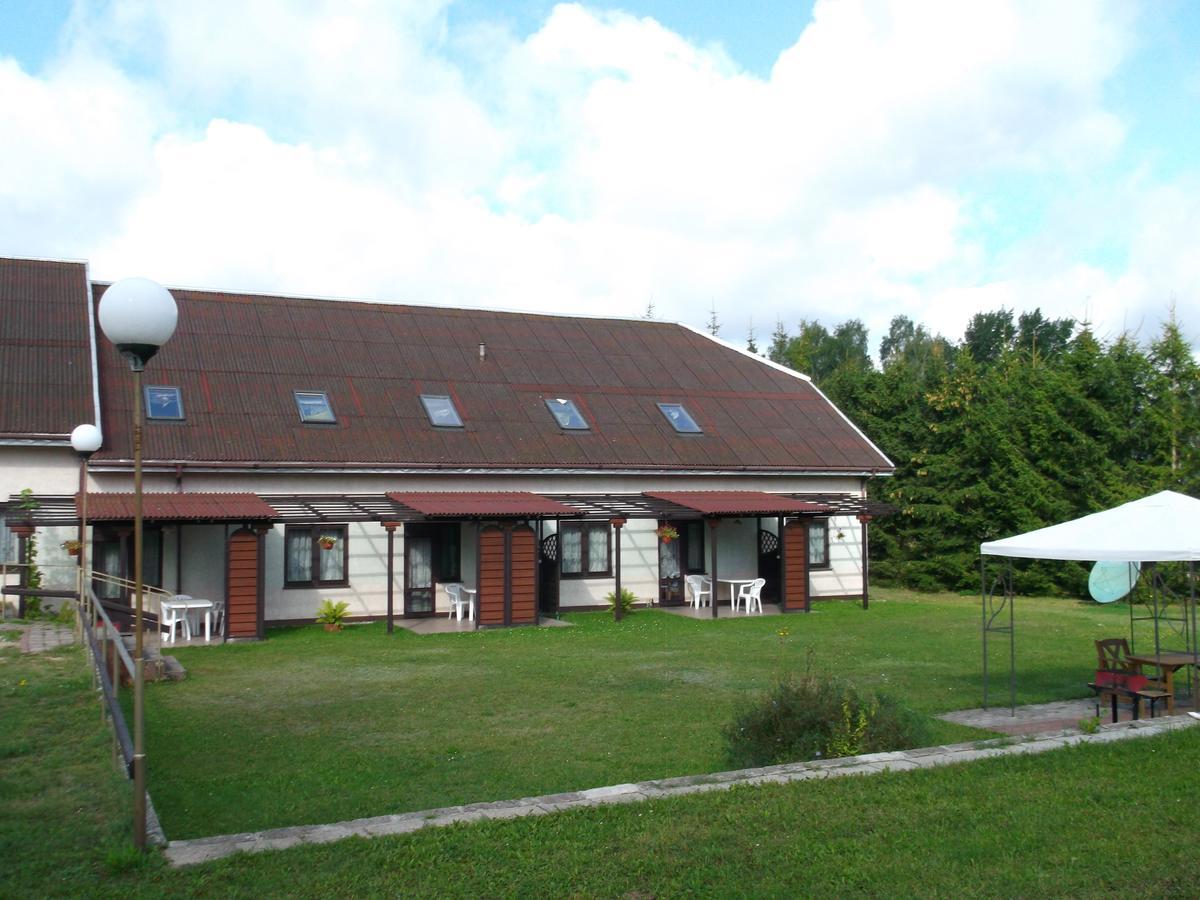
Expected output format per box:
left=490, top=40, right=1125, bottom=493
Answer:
left=96, top=275, right=177, bottom=852
left=70, top=423, right=102, bottom=455
left=69, top=424, right=101, bottom=650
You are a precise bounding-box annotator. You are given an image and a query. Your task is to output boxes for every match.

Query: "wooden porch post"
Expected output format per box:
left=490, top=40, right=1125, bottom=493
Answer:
left=611, top=518, right=626, bottom=621
left=383, top=522, right=398, bottom=634
left=709, top=518, right=719, bottom=619
left=778, top=515, right=786, bottom=614
left=174, top=525, right=183, bottom=595
left=474, top=521, right=482, bottom=632
left=858, top=514, right=872, bottom=610
left=254, top=525, right=269, bottom=640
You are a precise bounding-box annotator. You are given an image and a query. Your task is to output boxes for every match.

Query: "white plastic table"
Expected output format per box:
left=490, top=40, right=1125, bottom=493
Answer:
left=161, top=597, right=215, bottom=642
left=460, top=587, right=477, bottom=621
left=719, top=579, right=758, bottom=611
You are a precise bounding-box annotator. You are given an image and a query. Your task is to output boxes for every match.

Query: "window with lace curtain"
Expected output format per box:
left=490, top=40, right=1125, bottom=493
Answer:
left=559, top=521, right=610, bottom=578
left=284, top=525, right=349, bottom=587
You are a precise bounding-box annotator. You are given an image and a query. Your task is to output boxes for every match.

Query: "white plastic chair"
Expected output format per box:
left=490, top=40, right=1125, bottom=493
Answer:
left=737, top=578, right=767, bottom=614
left=209, top=599, right=225, bottom=636
left=161, top=597, right=190, bottom=643
left=446, top=583, right=472, bottom=621
left=685, top=575, right=712, bottom=609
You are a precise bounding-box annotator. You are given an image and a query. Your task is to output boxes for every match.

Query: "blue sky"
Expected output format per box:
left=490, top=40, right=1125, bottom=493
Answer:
left=1, top=1, right=1198, bottom=352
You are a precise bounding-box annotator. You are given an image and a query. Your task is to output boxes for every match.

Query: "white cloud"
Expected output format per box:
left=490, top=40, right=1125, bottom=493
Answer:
left=2, top=0, right=1195, bottom=356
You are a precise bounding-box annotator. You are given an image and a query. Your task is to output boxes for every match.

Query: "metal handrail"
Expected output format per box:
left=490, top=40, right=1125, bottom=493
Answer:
left=82, top=589, right=135, bottom=771
left=89, top=585, right=136, bottom=678
left=89, top=572, right=173, bottom=621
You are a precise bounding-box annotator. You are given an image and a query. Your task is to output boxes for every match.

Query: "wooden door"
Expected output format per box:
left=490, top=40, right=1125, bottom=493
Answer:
left=782, top=521, right=809, bottom=611
left=538, top=531, right=560, bottom=616
left=757, top=528, right=781, bottom=604
left=404, top=532, right=436, bottom=616
left=226, top=528, right=261, bottom=639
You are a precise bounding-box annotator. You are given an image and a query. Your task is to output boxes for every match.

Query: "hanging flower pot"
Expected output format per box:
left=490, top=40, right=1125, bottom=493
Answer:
left=656, top=525, right=679, bottom=544
left=61, top=539, right=83, bottom=557
left=318, top=536, right=337, bottom=551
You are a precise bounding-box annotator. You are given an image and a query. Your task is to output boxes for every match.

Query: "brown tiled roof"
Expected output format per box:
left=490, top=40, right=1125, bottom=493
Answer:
left=642, top=491, right=831, bottom=516
left=0, top=259, right=94, bottom=439
left=389, top=491, right=579, bottom=517
left=80, top=278, right=892, bottom=473
left=79, top=492, right=278, bottom=522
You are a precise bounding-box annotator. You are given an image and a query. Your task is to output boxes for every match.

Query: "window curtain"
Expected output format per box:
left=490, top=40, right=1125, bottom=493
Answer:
left=318, top=531, right=344, bottom=581
left=659, top=538, right=680, bottom=579
left=587, top=523, right=608, bottom=573
left=286, top=530, right=312, bottom=582
left=808, top=521, right=828, bottom=566
left=96, top=541, right=122, bottom=599
left=408, top=538, right=432, bottom=589
left=561, top=526, right=582, bottom=574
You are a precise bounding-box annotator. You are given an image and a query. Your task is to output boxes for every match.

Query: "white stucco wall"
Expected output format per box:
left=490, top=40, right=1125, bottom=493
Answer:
left=10, top=464, right=871, bottom=621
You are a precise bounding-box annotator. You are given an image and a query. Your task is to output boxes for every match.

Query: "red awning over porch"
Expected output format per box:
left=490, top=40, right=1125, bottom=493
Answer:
left=387, top=491, right=579, bottom=518
left=78, top=492, right=279, bottom=522
left=642, top=490, right=831, bottom=516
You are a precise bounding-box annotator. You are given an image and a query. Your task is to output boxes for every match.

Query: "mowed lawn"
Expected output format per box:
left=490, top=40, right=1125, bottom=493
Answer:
left=146, top=589, right=1131, bottom=840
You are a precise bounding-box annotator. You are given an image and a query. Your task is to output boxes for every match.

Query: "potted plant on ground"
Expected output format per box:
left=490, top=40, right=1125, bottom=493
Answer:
left=316, top=599, right=349, bottom=632
left=61, top=539, right=83, bottom=557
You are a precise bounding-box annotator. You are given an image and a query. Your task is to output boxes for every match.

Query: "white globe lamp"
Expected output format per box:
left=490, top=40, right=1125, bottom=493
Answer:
left=70, top=423, right=102, bottom=455
left=98, top=277, right=178, bottom=370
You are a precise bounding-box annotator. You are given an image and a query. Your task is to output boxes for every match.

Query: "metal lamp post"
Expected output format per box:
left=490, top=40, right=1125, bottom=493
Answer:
left=69, top=424, right=102, bottom=635
left=97, top=277, right=177, bottom=851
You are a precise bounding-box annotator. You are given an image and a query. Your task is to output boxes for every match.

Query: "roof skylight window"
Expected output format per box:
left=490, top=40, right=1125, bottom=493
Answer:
left=421, top=394, right=464, bottom=428
left=294, top=391, right=336, bottom=424
left=657, top=402, right=702, bottom=434
left=144, top=385, right=184, bottom=420
left=545, top=398, right=589, bottom=430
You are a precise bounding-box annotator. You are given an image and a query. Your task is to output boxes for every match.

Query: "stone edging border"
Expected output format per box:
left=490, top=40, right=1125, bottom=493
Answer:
left=165, top=714, right=1197, bottom=867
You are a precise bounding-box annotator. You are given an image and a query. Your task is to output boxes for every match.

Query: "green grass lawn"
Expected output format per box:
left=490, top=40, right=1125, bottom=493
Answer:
left=5, top=632, right=1200, bottom=898
left=138, top=589, right=1132, bottom=840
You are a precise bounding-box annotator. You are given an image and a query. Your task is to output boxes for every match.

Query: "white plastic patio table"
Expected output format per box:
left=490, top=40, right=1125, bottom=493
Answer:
left=719, top=579, right=758, bottom=610
left=460, top=587, right=477, bottom=620
left=161, top=597, right=214, bottom=642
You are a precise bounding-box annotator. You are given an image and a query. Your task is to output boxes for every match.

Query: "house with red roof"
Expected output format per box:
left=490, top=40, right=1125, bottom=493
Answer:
left=1, top=255, right=893, bottom=636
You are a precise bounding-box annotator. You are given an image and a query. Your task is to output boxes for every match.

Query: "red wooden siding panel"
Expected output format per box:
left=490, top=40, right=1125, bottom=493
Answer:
left=478, top=527, right=506, bottom=626
left=227, top=529, right=260, bottom=638
left=510, top=527, right=537, bottom=624
left=783, top=522, right=808, bottom=610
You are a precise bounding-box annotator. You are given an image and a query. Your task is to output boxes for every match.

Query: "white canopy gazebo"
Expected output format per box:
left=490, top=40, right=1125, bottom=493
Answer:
left=979, top=490, right=1200, bottom=712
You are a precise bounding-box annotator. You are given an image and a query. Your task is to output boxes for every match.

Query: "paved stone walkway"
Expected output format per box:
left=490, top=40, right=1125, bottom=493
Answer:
left=15, top=622, right=75, bottom=653
left=938, top=698, right=1098, bottom=734
left=164, top=713, right=1197, bottom=867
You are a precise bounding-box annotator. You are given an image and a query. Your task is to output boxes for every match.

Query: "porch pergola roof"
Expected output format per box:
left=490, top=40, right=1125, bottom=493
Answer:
left=13, top=490, right=892, bottom=527
left=642, top=490, right=831, bottom=516
left=387, top=491, right=578, bottom=518
left=75, top=492, right=279, bottom=522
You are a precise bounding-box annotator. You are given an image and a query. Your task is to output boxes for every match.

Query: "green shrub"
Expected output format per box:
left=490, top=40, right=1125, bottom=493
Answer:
left=603, top=588, right=638, bottom=614
left=315, top=599, right=350, bottom=629
left=723, top=672, right=932, bottom=768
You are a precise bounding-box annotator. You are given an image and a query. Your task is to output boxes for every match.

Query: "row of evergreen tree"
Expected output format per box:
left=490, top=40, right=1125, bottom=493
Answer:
left=761, top=308, right=1197, bottom=596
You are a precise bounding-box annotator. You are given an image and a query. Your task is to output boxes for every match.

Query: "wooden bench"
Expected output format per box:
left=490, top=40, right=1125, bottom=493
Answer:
left=1087, top=681, right=1170, bottom=723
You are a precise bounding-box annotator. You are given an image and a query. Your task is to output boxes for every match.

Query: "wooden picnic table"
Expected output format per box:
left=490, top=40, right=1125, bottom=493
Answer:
left=1126, top=651, right=1199, bottom=714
